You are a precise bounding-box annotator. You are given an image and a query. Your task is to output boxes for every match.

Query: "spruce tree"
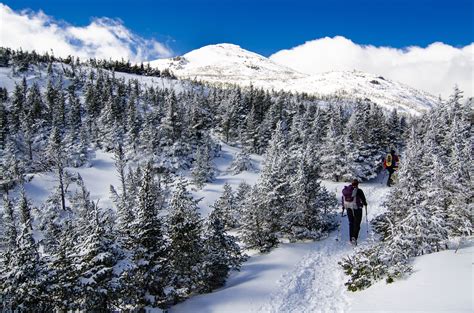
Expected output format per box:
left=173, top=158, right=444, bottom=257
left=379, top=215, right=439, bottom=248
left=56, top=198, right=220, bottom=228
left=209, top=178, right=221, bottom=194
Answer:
left=3, top=190, right=48, bottom=310
left=45, top=218, right=77, bottom=311
left=285, top=152, right=337, bottom=241
left=191, top=144, right=214, bottom=189
left=446, top=116, right=472, bottom=237
left=0, top=139, right=25, bottom=193
left=45, top=126, right=67, bottom=211
left=74, top=203, right=117, bottom=311
left=256, top=120, right=292, bottom=242
left=228, top=149, right=254, bottom=174
left=167, top=179, right=205, bottom=303
left=212, top=183, right=237, bottom=229
left=126, top=161, right=169, bottom=308
left=320, top=112, right=347, bottom=181
left=110, top=144, right=133, bottom=236
left=239, top=186, right=278, bottom=252
left=202, top=206, right=246, bottom=292
left=0, top=195, right=18, bottom=306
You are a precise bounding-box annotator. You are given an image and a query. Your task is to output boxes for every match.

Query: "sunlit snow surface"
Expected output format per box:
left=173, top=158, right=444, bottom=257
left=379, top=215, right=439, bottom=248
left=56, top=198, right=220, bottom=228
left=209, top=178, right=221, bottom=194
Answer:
left=0, top=64, right=466, bottom=312
left=19, top=143, right=472, bottom=313
left=150, top=44, right=437, bottom=116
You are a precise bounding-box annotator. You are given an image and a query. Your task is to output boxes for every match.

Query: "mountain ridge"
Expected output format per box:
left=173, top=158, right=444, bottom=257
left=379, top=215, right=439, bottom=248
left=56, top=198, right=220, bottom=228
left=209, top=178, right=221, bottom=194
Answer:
left=149, top=43, right=438, bottom=115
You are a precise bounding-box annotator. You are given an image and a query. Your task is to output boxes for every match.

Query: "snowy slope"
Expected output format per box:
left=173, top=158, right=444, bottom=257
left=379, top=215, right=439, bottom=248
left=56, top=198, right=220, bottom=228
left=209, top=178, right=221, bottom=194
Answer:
left=187, top=141, right=264, bottom=216
left=19, top=143, right=472, bottom=313
left=0, top=63, right=191, bottom=98
left=23, top=151, right=120, bottom=209
left=172, top=175, right=392, bottom=313
left=149, top=44, right=437, bottom=115
left=150, top=43, right=306, bottom=84
left=351, top=243, right=473, bottom=313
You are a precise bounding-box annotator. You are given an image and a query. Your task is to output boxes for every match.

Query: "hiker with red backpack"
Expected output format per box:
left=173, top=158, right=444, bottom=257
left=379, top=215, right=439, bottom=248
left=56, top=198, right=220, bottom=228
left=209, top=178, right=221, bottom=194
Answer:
left=341, top=179, right=367, bottom=245
left=383, top=149, right=399, bottom=187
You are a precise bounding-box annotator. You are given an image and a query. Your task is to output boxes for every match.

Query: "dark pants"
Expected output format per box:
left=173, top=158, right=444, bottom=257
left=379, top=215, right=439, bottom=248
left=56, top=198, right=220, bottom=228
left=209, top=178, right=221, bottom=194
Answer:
left=387, top=168, right=395, bottom=186
left=347, top=208, right=363, bottom=240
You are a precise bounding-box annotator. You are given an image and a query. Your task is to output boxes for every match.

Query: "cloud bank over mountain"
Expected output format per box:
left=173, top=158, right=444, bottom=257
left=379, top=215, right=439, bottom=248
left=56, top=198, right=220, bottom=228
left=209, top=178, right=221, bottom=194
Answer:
left=270, top=36, right=473, bottom=98
left=0, top=4, right=173, bottom=62
left=1, top=4, right=471, bottom=99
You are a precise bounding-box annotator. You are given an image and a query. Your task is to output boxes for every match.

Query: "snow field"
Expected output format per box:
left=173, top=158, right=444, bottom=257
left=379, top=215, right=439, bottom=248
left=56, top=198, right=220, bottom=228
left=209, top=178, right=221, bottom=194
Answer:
left=17, top=143, right=471, bottom=313
left=24, top=150, right=120, bottom=210
left=350, top=242, right=473, bottom=313
left=187, top=141, right=263, bottom=216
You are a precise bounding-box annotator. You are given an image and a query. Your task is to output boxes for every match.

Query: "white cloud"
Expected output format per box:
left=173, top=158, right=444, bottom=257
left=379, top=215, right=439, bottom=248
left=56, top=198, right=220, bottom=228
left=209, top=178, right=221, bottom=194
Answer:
left=0, top=4, right=173, bottom=62
left=270, top=36, right=473, bottom=98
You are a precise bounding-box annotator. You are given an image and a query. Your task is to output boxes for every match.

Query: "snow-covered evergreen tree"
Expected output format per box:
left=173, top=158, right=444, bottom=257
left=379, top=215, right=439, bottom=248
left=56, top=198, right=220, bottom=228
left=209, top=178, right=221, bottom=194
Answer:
left=1, top=189, right=48, bottom=310
left=320, top=109, right=347, bottom=181
left=191, top=144, right=214, bottom=188
left=228, top=149, right=254, bottom=174
left=116, top=161, right=169, bottom=309
left=0, top=138, right=25, bottom=193
left=167, top=179, right=205, bottom=302
left=73, top=202, right=117, bottom=310
left=110, top=144, right=133, bottom=236
left=285, top=151, right=337, bottom=241
left=44, top=126, right=68, bottom=211
left=201, top=206, right=246, bottom=291
left=0, top=195, right=17, bottom=303
left=211, top=183, right=237, bottom=229
left=239, top=186, right=278, bottom=252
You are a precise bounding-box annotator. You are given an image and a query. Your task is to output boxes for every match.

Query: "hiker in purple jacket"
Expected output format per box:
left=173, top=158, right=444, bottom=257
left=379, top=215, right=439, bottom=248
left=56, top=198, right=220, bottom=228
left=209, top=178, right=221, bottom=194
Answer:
left=341, top=179, right=367, bottom=245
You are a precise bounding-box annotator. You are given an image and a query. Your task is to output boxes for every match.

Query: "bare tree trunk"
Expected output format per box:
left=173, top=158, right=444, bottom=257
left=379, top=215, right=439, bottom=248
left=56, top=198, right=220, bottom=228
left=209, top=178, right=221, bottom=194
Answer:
left=58, top=164, right=66, bottom=211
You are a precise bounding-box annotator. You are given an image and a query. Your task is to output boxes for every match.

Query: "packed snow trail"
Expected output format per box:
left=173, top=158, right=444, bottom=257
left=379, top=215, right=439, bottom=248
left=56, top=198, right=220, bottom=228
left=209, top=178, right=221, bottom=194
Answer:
left=172, top=176, right=390, bottom=313
left=259, top=240, right=351, bottom=313
left=258, top=177, right=389, bottom=313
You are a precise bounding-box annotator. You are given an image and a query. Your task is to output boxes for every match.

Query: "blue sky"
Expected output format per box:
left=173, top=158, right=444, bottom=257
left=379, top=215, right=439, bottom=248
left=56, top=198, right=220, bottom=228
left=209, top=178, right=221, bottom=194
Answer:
left=3, top=0, right=473, bottom=56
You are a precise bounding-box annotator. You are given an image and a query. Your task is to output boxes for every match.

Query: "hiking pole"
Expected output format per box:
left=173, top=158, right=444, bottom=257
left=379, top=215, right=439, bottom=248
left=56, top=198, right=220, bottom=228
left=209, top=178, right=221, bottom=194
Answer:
left=365, top=205, right=369, bottom=237
left=336, top=206, right=345, bottom=241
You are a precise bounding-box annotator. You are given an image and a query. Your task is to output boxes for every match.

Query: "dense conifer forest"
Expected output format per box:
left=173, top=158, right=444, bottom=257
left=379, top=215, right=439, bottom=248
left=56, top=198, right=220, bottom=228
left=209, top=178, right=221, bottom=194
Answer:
left=0, top=48, right=471, bottom=310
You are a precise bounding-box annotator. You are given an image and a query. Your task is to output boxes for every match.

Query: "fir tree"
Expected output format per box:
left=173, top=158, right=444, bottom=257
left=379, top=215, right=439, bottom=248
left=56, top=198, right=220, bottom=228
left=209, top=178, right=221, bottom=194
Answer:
left=239, top=186, right=278, bottom=252
left=202, top=206, right=246, bottom=292
left=74, top=202, right=117, bottom=311
left=320, top=111, right=347, bottom=181
left=212, top=183, right=238, bottom=229
left=285, top=152, right=337, bottom=241
left=0, top=139, right=25, bottom=193
left=45, top=126, right=67, bottom=211
left=191, top=144, right=214, bottom=189
left=125, top=161, right=169, bottom=308
left=228, top=149, right=254, bottom=174
left=167, top=179, right=205, bottom=303
left=45, top=219, right=77, bottom=311
left=0, top=195, right=17, bottom=301
left=2, top=190, right=48, bottom=310
left=110, top=144, right=133, bottom=236
left=256, top=120, right=292, bottom=243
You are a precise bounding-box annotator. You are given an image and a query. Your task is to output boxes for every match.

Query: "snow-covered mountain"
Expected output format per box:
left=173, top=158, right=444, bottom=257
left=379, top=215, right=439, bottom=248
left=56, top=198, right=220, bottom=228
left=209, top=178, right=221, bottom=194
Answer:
left=149, top=43, right=306, bottom=83
left=149, top=43, right=438, bottom=115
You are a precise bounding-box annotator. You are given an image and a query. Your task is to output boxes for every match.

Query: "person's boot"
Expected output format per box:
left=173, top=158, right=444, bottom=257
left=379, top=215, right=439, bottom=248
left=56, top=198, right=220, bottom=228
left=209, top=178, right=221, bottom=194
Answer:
left=350, top=237, right=357, bottom=245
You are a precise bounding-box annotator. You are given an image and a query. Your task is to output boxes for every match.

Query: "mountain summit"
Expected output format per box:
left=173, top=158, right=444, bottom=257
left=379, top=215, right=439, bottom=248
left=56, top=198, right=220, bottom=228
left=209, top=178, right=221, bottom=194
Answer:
left=149, top=43, right=306, bottom=82
left=150, top=44, right=437, bottom=115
